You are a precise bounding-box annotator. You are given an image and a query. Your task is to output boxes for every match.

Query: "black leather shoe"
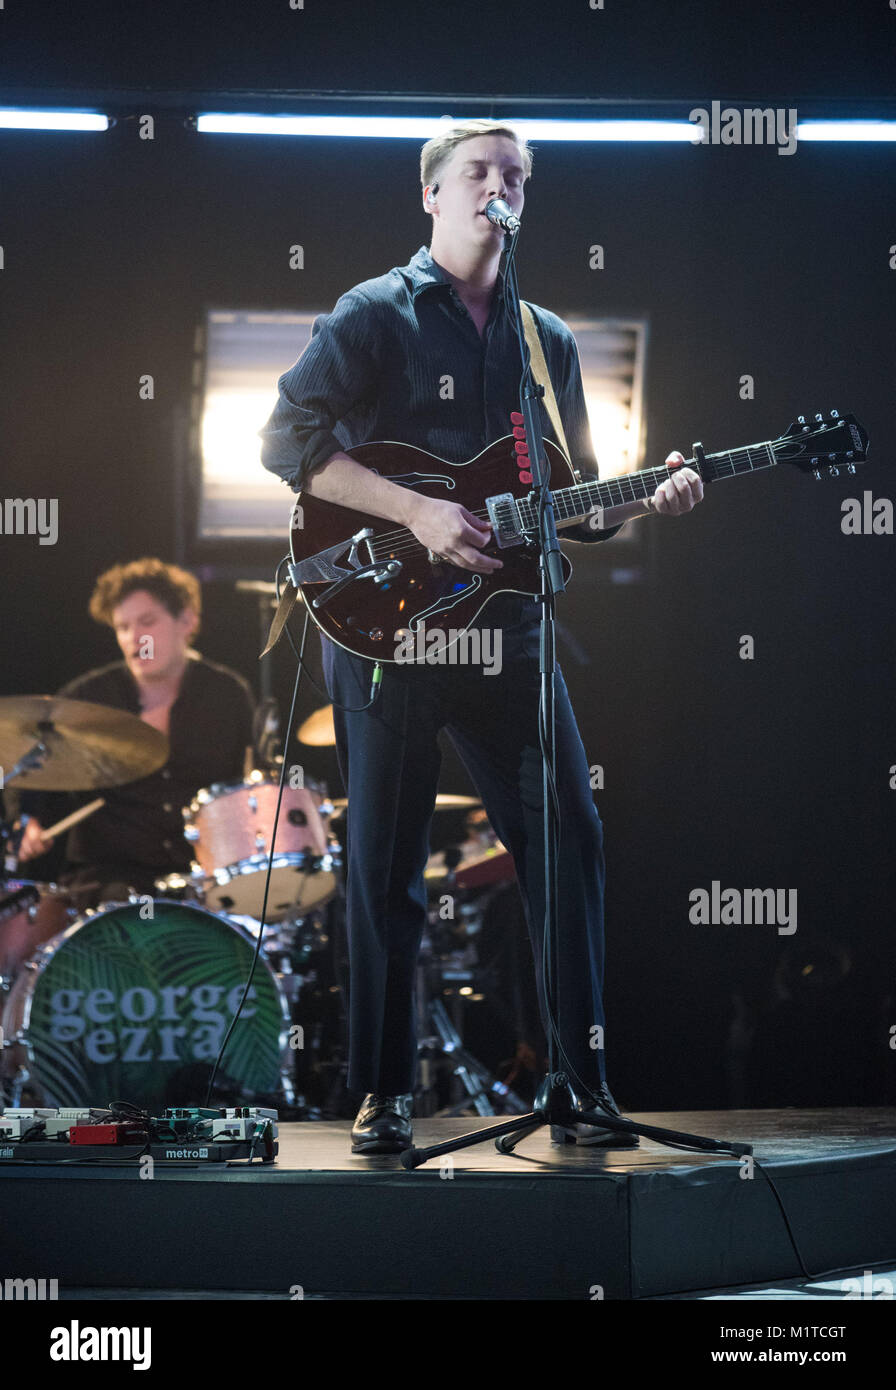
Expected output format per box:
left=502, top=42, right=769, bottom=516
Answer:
left=550, top=1083, right=640, bottom=1148
left=351, top=1093, right=413, bottom=1154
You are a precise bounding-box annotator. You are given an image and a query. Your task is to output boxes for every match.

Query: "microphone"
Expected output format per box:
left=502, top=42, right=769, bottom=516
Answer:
left=484, top=198, right=521, bottom=234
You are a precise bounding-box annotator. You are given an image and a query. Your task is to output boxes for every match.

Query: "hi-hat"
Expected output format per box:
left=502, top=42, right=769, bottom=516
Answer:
left=0, top=695, right=169, bottom=790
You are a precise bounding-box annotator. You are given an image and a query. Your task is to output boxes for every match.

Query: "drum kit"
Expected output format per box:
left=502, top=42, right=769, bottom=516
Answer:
left=0, top=690, right=536, bottom=1120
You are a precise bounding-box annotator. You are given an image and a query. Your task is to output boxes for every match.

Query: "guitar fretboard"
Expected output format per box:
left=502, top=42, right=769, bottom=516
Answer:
left=518, top=440, right=779, bottom=529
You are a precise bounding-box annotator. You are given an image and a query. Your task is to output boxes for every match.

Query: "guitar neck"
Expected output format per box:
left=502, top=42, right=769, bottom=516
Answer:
left=550, top=437, right=779, bottom=527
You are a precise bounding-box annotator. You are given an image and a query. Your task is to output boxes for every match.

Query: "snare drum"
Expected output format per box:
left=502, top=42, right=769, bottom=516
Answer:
left=184, top=772, right=341, bottom=921
left=1, top=899, right=292, bottom=1111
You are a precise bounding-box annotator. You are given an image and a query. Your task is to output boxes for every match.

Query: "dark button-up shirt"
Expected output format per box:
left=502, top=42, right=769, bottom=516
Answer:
left=259, top=245, right=621, bottom=545
left=22, top=656, right=255, bottom=889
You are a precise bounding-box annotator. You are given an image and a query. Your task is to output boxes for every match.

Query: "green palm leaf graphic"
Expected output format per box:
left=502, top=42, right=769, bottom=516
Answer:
left=22, top=902, right=287, bottom=1110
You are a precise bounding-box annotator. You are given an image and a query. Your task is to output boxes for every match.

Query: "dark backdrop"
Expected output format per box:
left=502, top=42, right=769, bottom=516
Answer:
left=2, top=0, right=893, bottom=1109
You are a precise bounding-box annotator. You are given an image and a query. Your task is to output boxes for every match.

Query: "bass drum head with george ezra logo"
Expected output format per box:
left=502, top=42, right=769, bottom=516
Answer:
left=1, top=899, right=291, bottom=1114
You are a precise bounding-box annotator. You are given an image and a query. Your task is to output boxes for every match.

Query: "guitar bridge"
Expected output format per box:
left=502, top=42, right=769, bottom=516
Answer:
left=486, top=493, right=525, bottom=549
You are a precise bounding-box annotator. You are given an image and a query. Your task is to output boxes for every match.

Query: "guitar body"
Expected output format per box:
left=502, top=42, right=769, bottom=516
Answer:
left=289, top=435, right=576, bottom=662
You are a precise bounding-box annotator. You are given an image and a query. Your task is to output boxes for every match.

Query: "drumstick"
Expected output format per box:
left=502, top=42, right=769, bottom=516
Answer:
left=41, top=797, right=106, bottom=839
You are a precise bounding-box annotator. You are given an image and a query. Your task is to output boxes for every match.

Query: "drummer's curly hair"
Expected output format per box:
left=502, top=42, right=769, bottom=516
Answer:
left=89, top=557, right=202, bottom=630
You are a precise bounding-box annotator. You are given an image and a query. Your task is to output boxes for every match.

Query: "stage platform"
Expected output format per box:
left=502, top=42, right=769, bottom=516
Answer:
left=2, top=1109, right=895, bottom=1300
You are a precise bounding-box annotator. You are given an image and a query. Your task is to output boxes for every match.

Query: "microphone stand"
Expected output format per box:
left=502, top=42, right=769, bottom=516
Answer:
left=402, top=219, right=749, bottom=1169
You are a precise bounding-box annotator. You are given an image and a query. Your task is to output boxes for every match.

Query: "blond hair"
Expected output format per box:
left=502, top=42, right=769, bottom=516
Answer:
left=420, top=118, right=533, bottom=190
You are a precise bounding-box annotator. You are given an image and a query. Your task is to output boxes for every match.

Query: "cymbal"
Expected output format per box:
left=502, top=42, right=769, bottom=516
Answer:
left=0, top=695, right=169, bottom=790
left=297, top=704, right=336, bottom=746
left=330, top=793, right=481, bottom=813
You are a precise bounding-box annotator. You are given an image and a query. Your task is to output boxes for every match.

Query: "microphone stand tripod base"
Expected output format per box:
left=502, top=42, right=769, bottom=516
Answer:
left=400, top=1072, right=585, bottom=1170
left=400, top=1070, right=753, bottom=1169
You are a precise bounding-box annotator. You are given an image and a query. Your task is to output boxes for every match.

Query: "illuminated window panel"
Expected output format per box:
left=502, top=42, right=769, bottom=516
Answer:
left=198, top=311, right=318, bottom=539
left=565, top=319, right=648, bottom=481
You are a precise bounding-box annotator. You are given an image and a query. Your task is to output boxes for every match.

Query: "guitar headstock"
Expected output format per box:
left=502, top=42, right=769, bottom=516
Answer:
left=775, top=411, right=869, bottom=478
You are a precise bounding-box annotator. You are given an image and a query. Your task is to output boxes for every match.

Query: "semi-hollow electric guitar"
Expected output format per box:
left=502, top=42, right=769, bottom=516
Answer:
left=287, top=411, right=869, bottom=661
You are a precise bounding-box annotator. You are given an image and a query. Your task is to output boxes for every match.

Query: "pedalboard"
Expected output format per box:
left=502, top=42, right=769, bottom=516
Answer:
left=0, top=1105, right=279, bottom=1163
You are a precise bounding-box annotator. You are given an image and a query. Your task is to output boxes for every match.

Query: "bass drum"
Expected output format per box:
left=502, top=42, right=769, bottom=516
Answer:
left=1, top=900, right=292, bottom=1113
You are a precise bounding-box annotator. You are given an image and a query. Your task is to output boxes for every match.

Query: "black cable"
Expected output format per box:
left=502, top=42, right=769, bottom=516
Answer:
left=274, top=556, right=382, bottom=715
left=202, top=614, right=307, bottom=1107
left=727, top=1155, right=896, bottom=1290
left=109, top=1100, right=149, bottom=1120
left=751, top=1157, right=814, bottom=1280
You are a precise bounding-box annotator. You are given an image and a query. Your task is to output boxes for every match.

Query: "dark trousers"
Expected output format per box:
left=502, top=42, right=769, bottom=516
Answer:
left=320, top=594, right=609, bottom=1099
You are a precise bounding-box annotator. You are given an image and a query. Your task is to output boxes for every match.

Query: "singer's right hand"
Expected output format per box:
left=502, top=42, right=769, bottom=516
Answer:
left=404, top=496, right=503, bottom=574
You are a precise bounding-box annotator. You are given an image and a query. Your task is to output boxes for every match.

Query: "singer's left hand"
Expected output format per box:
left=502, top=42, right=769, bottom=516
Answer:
left=653, top=453, right=704, bottom=515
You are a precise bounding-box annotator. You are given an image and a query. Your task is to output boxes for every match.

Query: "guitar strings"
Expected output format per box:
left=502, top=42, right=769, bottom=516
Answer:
left=360, top=443, right=776, bottom=564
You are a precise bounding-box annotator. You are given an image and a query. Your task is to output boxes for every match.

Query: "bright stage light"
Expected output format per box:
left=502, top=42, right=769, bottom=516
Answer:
left=512, top=119, right=699, bottom=142
left=796, top=121, right=896, bottom=141
left=197, top=114, right=446, bottom=138
left=0, top=109, right=109, bottom=132
left=196, top=114, right=706, bottom=142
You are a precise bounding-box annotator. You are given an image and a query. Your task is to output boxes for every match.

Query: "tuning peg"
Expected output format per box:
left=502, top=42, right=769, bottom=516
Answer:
left=815, top=412, right=824, bottom=422
left=813, top=469, right=822, bottom=480
left=828, top=465, right=840, bottom=477
left=831, top=409, right=840, bottom=418
left=798, top=415, right=806, bottom=424
left=847, top=463, right=856, bottom=474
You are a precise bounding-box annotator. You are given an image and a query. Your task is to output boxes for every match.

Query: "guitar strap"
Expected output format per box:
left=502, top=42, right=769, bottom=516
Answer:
left=519, top=302, right=580, bottom=480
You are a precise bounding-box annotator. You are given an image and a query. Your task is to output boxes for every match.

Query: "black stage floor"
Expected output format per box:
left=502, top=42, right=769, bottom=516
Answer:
left=2, top=1109, right=895, bottom=1299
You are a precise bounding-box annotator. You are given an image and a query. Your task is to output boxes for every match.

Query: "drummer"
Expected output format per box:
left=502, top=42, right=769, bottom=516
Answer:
left=13, top=557, right=256, bottom=909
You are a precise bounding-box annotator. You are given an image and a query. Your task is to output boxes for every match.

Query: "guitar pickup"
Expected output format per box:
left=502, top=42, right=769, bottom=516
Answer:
left=486, top=493, right=525, bottom=549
